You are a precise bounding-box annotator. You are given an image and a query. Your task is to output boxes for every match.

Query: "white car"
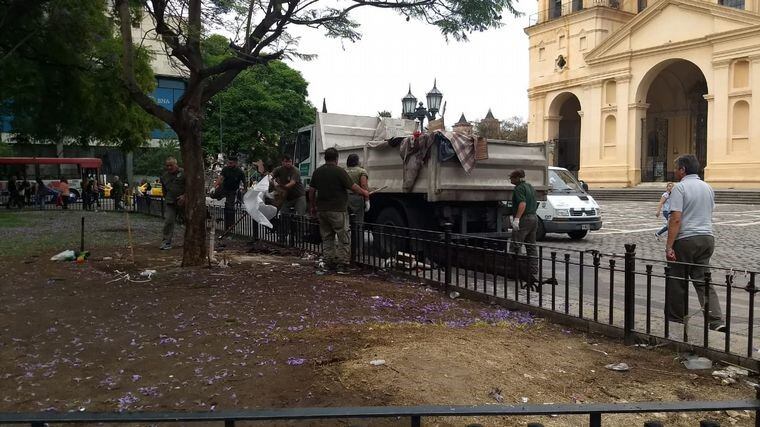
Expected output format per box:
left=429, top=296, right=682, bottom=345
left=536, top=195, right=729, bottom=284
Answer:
left=535, top=167, right=602, bottom=240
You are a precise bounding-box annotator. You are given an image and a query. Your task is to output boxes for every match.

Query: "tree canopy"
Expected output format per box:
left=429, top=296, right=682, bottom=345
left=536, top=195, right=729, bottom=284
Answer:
left=0, top=0, right=158, bottom=150
left=113, top=0, right=520, bottom=266
left=201, top=35, right=314, bottom=163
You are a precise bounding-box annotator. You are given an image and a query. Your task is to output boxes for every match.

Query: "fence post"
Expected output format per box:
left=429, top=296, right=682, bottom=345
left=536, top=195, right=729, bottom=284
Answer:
left=349, top=213, right=357, bottom=263
left=589, top=412, right=601, bottom=427
left=443, top=223, right=453, bottom=294
left=624, top=243, right=637, bottom=345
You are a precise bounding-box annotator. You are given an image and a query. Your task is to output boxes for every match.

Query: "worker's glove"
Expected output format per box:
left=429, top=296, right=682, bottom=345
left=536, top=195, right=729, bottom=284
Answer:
left=364, top=200, right=371, bottom=212
left=511, top=217, right=520, bottom=232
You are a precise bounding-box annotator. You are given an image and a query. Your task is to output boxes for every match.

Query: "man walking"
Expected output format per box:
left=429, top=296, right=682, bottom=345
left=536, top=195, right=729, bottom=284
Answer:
left=159, top=157, right=186, bottom=250
left=272, top=154, right=307, bottom=215
left=112, top=175, right=124, bottom=211
left=665, top=154, right=724, bottom=331
left=216, top=156, right=245, bottom=231
left=509, top=169, right=539, bottom=290
left=308, top=148, right=370, bottom=272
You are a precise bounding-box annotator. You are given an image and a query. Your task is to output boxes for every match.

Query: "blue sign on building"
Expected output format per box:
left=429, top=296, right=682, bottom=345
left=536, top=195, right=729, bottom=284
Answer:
left=150, top=77, right=186, bottom=139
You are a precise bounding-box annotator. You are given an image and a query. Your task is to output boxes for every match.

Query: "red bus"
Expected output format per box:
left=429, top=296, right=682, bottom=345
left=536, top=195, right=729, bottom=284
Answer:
left=0, top=157, right=103, bottom=204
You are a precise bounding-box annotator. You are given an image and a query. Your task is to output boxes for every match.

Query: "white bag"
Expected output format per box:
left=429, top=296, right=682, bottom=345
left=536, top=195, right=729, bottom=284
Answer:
left=243, top=176, right=275, bottom=228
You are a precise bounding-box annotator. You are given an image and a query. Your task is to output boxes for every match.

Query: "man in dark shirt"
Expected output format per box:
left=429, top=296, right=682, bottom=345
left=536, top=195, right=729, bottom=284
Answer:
left=272, top=154, right=306, bottom=215
left=216, top=156, right=245, bottom=231
left=112, top=175, right=124, bottom=211
left=308, top=148, right=369, bottom=271
left=159, top=157, right=186, bottom=250
left=509, top=169, right=539, bottom=289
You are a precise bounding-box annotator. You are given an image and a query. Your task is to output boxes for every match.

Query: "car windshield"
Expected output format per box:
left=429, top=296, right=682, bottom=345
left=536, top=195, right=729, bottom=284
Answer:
left=548, top=169, right=584, bottom=193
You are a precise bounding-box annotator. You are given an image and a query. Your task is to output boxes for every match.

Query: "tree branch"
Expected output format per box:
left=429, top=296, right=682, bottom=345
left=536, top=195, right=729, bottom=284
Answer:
left=115, top=0, right=174, bottom=125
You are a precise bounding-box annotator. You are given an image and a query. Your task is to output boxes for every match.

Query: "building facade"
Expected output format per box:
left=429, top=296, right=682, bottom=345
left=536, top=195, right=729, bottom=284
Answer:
left=525, top=0, right=760, bottom=187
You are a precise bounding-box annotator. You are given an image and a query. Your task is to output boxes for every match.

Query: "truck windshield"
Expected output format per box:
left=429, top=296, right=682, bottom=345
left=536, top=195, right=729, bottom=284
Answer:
left=548, top=169, right=584, bottom=193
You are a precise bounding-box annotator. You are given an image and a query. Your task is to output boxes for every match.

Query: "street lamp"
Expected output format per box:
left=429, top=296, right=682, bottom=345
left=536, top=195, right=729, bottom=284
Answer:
left=400, top=80, right=443, bottom=131
left=401, top=85, right=417, bottom=120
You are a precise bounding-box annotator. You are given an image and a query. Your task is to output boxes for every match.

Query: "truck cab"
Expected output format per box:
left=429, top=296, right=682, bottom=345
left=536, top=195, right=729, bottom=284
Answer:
left=535, top=166, right=602, bottom=240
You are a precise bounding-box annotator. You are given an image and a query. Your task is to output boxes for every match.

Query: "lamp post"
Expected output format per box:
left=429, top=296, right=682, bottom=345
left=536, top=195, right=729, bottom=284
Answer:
left=400, top=80, right=443, bottom=131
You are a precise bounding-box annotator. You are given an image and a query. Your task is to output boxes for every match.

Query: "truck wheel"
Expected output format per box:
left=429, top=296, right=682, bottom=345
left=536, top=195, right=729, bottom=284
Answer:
left=567, top=230, right=588, bottom=240
left=536, top=219, right=546, bottom=241
left=372, top=207, right=408, bottom=258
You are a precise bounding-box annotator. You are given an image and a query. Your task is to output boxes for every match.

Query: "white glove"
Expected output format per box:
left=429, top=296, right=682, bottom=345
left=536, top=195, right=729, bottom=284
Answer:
left=511, top=217, right=520, bottom=232
left=364, top=199, right=371, bottom=212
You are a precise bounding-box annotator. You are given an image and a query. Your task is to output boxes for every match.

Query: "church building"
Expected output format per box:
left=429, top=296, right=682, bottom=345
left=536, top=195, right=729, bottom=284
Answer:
left=525, top=0, right=760, bottom=187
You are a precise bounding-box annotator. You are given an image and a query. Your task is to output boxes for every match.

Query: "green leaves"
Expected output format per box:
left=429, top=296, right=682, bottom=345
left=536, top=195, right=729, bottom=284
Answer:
left=0, top=0, right=158, bottom=150
left=202, top=45, right=313, bottom=163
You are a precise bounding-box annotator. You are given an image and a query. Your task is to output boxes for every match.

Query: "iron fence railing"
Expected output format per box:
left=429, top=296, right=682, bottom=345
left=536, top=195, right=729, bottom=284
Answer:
left=3, top=398, right=760, bottom=427
left=6, top=197, right=760, bottom=424
left=528, top=0, right=625, bottom=26
left=267, top=212, right=760, bottom=371
left=7, top=196, right=760, bottom=369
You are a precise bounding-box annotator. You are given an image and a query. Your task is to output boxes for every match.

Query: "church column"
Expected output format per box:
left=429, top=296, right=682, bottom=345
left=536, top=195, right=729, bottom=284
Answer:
left=627, top=102, right=649, bottom=185
left=614, top=75, right=633, bottom=186
left=580, top=82, right=602, bottom=174
left=544, top=115, right=561, bottom=165
left=705, top=59, right=730, bottom=181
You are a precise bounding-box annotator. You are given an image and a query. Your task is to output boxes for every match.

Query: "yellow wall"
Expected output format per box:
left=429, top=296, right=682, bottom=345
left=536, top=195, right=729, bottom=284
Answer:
left=525, top=0, right=760, bottom=188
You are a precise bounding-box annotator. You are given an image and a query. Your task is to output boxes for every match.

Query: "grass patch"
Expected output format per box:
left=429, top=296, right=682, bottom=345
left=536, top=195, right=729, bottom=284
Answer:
left=0, top=212, right=32, bottom=228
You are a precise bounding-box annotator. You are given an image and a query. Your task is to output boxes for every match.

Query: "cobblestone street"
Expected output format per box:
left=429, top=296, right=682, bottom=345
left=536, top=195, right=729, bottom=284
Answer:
left=542, top=200, right=760, bottom=271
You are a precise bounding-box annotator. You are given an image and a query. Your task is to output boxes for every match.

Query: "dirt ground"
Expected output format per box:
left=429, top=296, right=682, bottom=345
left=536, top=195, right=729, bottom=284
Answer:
left=0, top=210, right=758, bottom=426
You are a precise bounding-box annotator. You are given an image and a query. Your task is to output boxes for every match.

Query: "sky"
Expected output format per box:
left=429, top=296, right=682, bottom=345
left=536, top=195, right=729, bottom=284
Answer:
left=285, top=0, right=539, bottom=123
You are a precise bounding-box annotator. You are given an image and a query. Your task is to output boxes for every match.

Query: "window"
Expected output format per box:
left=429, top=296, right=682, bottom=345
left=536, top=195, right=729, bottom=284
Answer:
left=556, top=55, right=567, bottom=70
left=551, top=0, right=562, bottom=18
left=579, top=36, right=587, bottom=51
left=638, top=0, right=647, bottom=12
left=719, top=0, right=745, bottom=9
left=604, top=80, right=617, bottom=105
left=539, top=47, right=545, bottom=61
left=733, top=60, right=750, bottom=89
left=559, top=34, right=566, bottom=49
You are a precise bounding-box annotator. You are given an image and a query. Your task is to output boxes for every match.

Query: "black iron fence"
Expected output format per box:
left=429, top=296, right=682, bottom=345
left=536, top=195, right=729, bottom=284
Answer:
left=6, top=197, right=760, bottom=425
left=3, top=398, right=760, bottom=427
left=259, top=212, right=760, bottom=371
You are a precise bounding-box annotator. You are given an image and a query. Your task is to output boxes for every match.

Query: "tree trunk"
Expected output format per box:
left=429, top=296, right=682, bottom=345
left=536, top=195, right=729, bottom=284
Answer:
left=177, top=110, right=208, bottom=267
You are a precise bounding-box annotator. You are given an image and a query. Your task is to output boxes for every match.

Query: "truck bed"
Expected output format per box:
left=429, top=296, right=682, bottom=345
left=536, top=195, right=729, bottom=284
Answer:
left=315, top=112, right=548, bottom=202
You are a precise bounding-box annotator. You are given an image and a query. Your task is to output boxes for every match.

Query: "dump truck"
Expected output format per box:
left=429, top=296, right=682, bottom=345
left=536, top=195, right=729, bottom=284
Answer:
left=290, top=112, right=549, bottom=237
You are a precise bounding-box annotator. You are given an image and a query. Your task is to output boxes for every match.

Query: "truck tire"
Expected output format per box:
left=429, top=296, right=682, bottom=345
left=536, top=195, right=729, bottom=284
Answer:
left=567, top=230, right=588, bottom=240
left=372, top=207, right=408, bottom=258
left=536, top=218, right=546, bottom=241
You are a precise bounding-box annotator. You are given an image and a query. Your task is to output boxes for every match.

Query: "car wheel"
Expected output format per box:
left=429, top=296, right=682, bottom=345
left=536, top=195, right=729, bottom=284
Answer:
left=567, top=230, right=588, bottom=240
left=372, top=207, right=408, bottom=258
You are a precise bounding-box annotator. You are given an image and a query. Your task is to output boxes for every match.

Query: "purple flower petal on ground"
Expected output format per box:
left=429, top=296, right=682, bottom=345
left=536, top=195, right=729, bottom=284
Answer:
left=138, top=386, right=159, bottom=397
left=117, top=392, right=140, bottom=412
left=286, top=357, right=305, bottom=366
left=132, top=374, right=141, bottom=382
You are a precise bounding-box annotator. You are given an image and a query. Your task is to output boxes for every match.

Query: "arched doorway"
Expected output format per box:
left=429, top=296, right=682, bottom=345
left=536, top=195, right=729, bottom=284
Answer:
left=640, top=60, right=708, bottom=182
left=549, top=93, right=582, bottom=174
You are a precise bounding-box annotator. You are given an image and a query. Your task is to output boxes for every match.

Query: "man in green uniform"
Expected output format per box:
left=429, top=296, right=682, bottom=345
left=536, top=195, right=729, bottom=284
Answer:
left=309, top=148, right=370, bottom=271
left=159, top=157, right=186, bottom=250
left=272, top=154, right=307, bottom=215
left=345, top=154, right=369, bottom=224
left=509, top=169, right=539, bottom=288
